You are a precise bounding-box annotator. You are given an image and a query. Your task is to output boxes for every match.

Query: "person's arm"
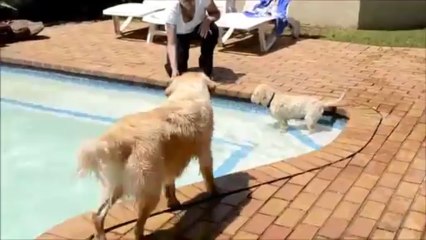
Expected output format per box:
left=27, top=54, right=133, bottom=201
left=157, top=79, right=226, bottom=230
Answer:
left=165, top=2, right=180, bottom=76
left=206, top=0, right=221, bottom=22
left=166, top=23, right=179, bottom=76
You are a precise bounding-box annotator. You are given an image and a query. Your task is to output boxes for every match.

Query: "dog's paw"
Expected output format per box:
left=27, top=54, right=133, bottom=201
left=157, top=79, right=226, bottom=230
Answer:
left=135, top=233, right=150, bottom=240
left=167, top=200, right=182, bottom=210
left=209, top=186, right=221, bottom=197
left=137, top=234, right=151, bottom=240
left=93, top=234, right=106, bottom=240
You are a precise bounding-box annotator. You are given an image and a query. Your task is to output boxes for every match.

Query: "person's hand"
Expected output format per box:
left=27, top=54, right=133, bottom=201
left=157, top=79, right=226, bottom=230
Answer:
left=171, top=69, right=180, bottom=78
left=198, top=17, right=212, bottom=39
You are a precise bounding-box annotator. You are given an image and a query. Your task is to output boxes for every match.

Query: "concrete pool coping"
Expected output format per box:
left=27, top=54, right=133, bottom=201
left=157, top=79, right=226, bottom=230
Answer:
left=1, top=58, right=382, bottom=240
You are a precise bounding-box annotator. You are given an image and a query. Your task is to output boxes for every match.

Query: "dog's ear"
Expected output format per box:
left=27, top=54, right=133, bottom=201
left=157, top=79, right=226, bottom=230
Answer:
left=203, top=75, right=217, bottom=93
left=164, top=78, right=176, bottom=97
left=164, top=86, right=172, bottom=97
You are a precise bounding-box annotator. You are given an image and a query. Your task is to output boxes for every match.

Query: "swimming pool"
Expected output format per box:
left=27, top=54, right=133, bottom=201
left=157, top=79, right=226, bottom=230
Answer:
left=0, top=65, right=346, bottom=239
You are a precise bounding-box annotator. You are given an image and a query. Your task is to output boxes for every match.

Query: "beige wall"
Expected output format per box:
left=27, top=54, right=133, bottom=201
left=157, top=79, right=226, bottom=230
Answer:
left=287, top=0, right=425, bottom=29
left=289, top=1, right=360, bottom=28
left=358, top=0, right=426, bottom=30
left=227, top=0, right=426, bottom=29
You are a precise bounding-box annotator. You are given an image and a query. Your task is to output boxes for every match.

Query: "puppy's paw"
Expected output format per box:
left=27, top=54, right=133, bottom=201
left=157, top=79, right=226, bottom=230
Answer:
left=307, top=128, right=316, bottom=134
left=271, top=122, right=281, bottom=129
left=280, top=127, right=289, bottom=133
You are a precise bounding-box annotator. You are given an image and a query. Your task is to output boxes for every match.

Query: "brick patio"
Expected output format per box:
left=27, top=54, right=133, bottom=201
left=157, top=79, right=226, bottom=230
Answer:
left=1, top=20, right=425, bottom=240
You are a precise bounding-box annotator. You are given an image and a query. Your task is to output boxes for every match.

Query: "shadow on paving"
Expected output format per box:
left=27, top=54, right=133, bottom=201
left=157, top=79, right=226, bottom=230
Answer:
left=118, top=27, right=163, bottom=43
left=212, top=66, right=246, bottom=83
left=115, top=26, right=313, bottom=56
left=147, top=172, right=252, bottom=240
left=0, top=33, right=50, bottom=47
left=219, top=34, right=297, bottom=56
left=186, top=66, right=245, bottom=84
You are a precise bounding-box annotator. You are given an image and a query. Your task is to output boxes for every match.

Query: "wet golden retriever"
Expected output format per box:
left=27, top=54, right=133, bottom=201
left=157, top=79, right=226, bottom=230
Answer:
left=77, top=72, right=218, bottom=240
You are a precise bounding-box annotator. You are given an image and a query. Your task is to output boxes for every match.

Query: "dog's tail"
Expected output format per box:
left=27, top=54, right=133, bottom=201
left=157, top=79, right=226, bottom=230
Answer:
left=77, top=139, right=111, bottom=178
left=323, top=90, right=347, bottom=107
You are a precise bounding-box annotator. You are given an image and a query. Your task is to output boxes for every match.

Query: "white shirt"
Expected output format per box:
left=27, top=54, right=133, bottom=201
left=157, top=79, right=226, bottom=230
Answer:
left=165, top=0, right=211, bottom=34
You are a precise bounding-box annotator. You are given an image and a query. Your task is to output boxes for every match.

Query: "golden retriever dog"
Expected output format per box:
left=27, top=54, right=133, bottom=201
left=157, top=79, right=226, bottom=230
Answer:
left=251, top=84, right=346, bottom=133
left=77, top=72, right=218, bottom=240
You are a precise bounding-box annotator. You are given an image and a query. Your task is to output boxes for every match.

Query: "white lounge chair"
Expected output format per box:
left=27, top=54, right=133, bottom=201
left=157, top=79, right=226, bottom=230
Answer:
left=142, top=0, right=232, bottom=43
left=140, top=7, right=169, bottom=43
left=102, top=1, right=174, bottom=36
left=216, top=0, right=300, bottom=52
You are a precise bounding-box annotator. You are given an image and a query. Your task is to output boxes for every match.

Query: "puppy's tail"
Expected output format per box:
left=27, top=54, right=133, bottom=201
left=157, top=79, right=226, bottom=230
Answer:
left=77, top=139, right=110, bottom=178
left=323, top=90, right=347, bottom=107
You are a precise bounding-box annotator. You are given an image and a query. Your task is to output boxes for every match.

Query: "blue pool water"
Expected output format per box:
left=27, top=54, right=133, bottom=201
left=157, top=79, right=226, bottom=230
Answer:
left=0, top=65, right=346, bottom=239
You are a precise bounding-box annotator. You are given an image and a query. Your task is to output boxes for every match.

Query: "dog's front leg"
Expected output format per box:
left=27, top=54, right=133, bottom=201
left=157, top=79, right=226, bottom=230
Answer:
left=92, top=199, right=108, bottom=240
left=198, top=147, right=218, bottom=195
left=201, top=165, right=218, bottom=195
left=134, top=192, right=160, bottom=240
left=164, top=182, right=181, bottom=209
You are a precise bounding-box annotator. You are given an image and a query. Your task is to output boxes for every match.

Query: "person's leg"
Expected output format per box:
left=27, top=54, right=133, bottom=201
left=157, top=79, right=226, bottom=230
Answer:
left=198, top=23, right=219, bottom=77
left=164, top=33, right=192, bottom=77
left=176, top=33, right=191, bottom=74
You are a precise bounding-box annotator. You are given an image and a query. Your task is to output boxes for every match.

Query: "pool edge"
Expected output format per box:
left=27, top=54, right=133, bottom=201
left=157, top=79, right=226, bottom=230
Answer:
left=0, top=58, right=253, bottom=104
left=36, top=107, right=381, bottom=240
left=0, top=57, right=382, bottom=239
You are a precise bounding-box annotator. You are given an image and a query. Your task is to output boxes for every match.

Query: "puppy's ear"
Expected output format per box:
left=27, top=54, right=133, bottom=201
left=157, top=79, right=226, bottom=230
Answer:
left=250, top=87, right=259, bottom=103
left=262, top=84, right=275, bottom=96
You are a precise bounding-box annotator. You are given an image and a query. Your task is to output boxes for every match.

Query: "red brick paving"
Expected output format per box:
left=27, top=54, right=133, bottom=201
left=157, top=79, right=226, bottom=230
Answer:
left=1, top=20, right=425, bottom=239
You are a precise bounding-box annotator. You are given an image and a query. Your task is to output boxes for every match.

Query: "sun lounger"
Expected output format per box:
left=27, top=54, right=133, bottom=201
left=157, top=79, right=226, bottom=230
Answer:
left=216, top=0, right=300, bottom=52
left=140, top=8, right=169, bottom=43
left=102, top=1, right=174, bottom=36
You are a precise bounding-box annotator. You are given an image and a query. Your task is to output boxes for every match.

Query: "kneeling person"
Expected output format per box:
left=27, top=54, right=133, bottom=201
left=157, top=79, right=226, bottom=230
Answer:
left=164, top=0, right=221, bottom=78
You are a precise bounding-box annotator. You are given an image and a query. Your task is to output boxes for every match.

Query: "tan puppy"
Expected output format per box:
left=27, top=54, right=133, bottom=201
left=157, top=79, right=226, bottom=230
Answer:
left=251, top=84, right=346, bottom=133
left=77, top=72, right=218, bottom=240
